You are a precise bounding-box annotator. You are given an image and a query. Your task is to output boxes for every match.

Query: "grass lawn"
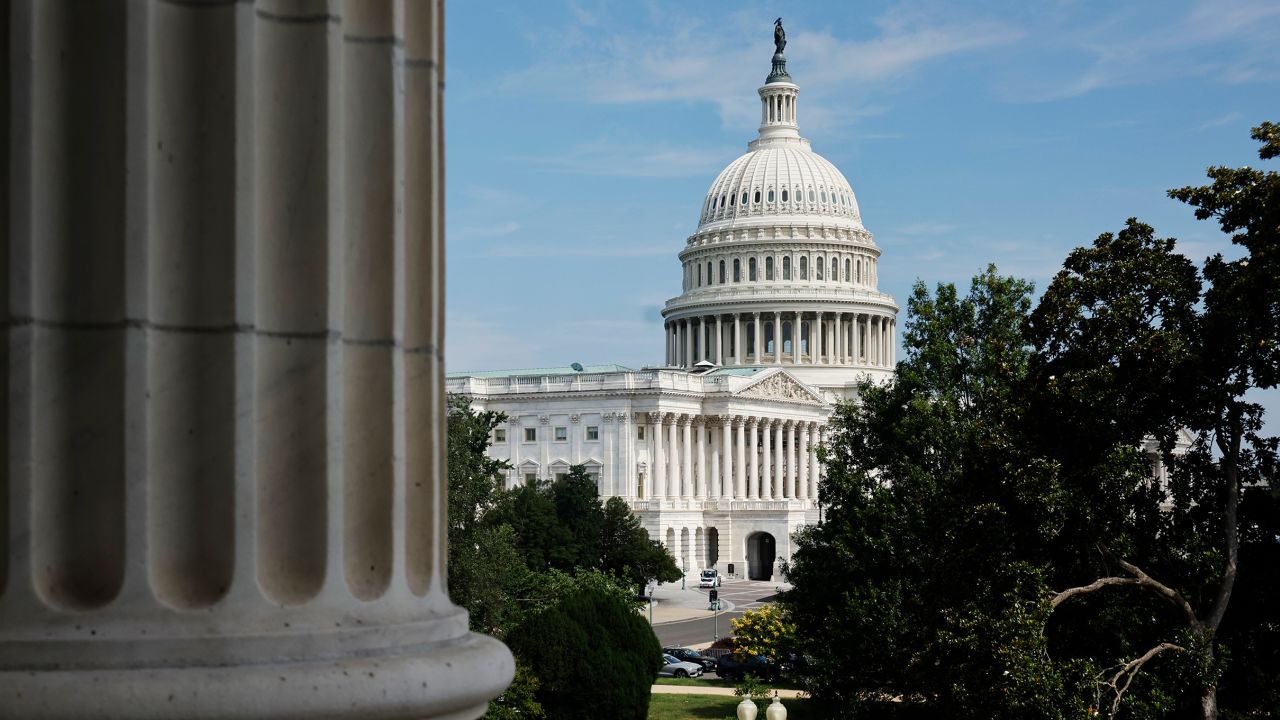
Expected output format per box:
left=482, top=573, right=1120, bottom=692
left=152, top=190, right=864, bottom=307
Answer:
left=647, top=694, right=815, bottom=719
left=654, top=677, right=801, bottom=691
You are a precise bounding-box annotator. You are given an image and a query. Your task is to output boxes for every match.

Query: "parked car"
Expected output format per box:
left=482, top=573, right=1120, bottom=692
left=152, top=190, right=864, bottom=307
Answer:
left=715, top=653, right=776, bottom=681
left=662, top=646, right=717, bottom=672
left=658, top=653, right=704, bottom=679
left=697, top=569, right=721, bottom=588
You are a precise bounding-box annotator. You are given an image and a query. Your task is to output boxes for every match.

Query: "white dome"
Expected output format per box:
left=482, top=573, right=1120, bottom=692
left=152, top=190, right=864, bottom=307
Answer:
left=697, top=145, right=864, bottom=231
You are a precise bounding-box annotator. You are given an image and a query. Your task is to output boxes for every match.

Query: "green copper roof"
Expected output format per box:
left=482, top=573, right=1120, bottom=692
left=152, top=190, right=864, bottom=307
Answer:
left=447, top=363, right=636, bottom=379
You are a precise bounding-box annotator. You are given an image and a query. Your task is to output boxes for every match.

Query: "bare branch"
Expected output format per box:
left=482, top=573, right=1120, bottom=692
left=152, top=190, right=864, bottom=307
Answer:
left=1097, top=642, right=1185, bottom=717
left=1051, top=576, right=1142, bottom=608
left=1207, top=409, right=1243, bottom=633
left=1112, top=557, right=1200, bottom=627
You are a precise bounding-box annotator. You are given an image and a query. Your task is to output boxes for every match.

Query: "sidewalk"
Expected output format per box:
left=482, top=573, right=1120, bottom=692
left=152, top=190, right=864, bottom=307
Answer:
left=644, top=577, right=735, bottom=626
left=651, top=685, right=807, bottom=699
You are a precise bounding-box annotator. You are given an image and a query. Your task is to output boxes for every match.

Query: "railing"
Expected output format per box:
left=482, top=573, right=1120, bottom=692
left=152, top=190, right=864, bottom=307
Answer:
left=446, top=369, right=733, bottom=396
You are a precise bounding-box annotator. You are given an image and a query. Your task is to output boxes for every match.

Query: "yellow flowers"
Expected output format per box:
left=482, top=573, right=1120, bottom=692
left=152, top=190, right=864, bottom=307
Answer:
left=730, top=605, right=796, bottom=661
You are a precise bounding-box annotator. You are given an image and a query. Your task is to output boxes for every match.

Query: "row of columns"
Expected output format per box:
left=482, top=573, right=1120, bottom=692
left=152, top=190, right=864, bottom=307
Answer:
left=643, top=413, right=824, bottom=502
left=665, top=311, right=895, bottom=369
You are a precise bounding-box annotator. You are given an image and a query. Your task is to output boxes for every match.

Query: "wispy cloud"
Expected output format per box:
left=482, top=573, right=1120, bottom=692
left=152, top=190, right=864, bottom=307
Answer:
left=1198, top=111, right=1242, bottom=131
left=520, top=140, right=736, bottom=178
left=502, top=5, right=1021, bottom=134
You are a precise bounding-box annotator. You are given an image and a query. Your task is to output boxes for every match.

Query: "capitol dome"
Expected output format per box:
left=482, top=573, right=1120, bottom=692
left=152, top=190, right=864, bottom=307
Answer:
left=661, top=33, right=899, bottom=399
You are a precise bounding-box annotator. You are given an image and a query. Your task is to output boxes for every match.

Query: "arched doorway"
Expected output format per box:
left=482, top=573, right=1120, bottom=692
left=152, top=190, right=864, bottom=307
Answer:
left=705, top=527, right=719, bottom=569
left=746, top=532, right=776, bottom=581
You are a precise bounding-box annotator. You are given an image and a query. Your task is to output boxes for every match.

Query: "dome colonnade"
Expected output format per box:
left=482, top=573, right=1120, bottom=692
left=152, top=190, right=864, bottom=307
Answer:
left=2, top=1, right=512, bottom=716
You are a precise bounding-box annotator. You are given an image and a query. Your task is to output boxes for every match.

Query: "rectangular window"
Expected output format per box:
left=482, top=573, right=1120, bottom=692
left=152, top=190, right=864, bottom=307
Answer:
left=586, top=426, right=599, bottom=441
left=555, top=472, right=567, bottom=483
left=524, top=427, right=537, bottom=443
left=638, top=426, right=646, bottom=440
left=524, top=473, right=537, bottom=485
left=494, top=428, right=507, bottom=443
left=555, top=426, right=568, bottom=442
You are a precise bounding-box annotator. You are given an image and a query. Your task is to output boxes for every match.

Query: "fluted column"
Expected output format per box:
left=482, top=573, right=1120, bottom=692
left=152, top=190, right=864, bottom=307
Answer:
left=733, top=314, right=742, bottom=364
left=752, top=312, right=762, bottom=363
left=809, top=422, right=821, bottom=499
left=797, top=422, right=810, bottom=499
left=833, top=313, right=843, bottom=365
left=747, top=418, right=760, bottom=500
left=772, top=419, right=785, bottom=499
left=709, top=424, right=720, bottom=498
left=786, top=421, right=799, bottom=498
left=667, top=414, right=680, bottom=498
left=774, top=311, right=783, bottom=364
left=716, top=312, right=727, bottom=361
left=720, top=416, right=733, bottom=499
left=796, top=310, right=803, bottom=362
left=650, top=412, right=665, bottom=498
left=680, top=415, right=693, bottom=498
left=1, top=1, right=512, bottom=716
left=813, top=312, right=823, bottom=365
left=761, top=420, right=773, bottom=500
left=734, top=417, right=747, bottom=499
left=686, top=319, right=696, bottom=367
left=695, top=417, right=707, bottom=499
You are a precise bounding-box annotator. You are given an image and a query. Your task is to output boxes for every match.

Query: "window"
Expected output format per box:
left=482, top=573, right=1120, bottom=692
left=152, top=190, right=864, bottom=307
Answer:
left=753, top=190, right=761, bottom=203
left=719, top=260, right=726, bottom=284
left=706, top=262, right=712, bottom=286
left=765, top=256, right=774, bottom=280
left=730, top=193, right=735, bottom=206
left=800, top=256, right=808, bottom=279
left=524, top=427, right=537, bottom=443
left=494, top=428, right=507, bottom=443
left=821, top=191, right=827, bottom=203
left=748, top=257, right=757, bottom=281
left=781, top=189, right=788, bottom=202
left=740, top=192, right=748, bottom=205
left=857, top=259, right=862, bottom=283
left=831, top=257, right=839, bottom=281
left=767, top=189, right=775, bottom=202
left=816, top=256, right=824, bottom=280
left=783, top=256, right=791, bottom=279
left=733, top=258, right=741, bottom=282
left=808, top=189, right=816, bottom=202
left=697, top=264, right=702, bottom=287
left=554, top=426, right=568, bottom=442
left=524, top=473, right=537, bottom=485
left=637, top=426, right=646, bottom=440
left=846, top=258, right=852, bottom=281
left=719, top=195, right=725, bottom=208
left=586, top=426, right=599, bottom=441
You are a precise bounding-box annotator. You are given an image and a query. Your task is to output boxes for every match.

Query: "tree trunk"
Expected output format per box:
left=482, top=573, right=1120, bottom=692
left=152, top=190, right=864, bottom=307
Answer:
left=1201, top=686, right=1217, bottom=720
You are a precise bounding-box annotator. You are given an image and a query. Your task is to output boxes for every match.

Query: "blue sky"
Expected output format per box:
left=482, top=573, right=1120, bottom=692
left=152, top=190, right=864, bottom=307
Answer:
left=443, top=0, right=1278, bottom=421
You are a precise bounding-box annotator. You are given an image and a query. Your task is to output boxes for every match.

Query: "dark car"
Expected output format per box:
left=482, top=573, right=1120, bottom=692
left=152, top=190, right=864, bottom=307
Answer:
left=662, top=646, right=717, bottom=672
left=715, top=653, right=777, bottom=681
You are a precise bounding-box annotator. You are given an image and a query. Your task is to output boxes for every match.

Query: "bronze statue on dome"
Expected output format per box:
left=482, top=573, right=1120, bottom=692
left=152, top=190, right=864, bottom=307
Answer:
left=774, top=18, right=786, bottom=54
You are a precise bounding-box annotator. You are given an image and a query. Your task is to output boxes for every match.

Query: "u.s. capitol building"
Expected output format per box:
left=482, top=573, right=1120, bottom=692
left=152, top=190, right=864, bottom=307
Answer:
left=448, top=34, right=898, bottom=583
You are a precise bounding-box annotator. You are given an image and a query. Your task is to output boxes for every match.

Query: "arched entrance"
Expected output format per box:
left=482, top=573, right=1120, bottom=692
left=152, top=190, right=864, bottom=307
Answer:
left=705, top=527, right=719, bottom=569
left=746, top=532, right=776, bottom=581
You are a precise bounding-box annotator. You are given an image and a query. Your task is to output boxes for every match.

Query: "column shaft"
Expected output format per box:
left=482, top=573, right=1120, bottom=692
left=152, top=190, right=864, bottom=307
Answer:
left=709, top=426, right=720, bottom=498
left=667, top=416, right=679, bottom=498
left=715, top=316, right=723, bottom=364
left=761, top=422, right=773, bottom=501
left=747, top=420, right=759, bottom=500
left=680, top=417, right=693, bottom=498
left=786, top=422, right=798, bottom=498
left=734, top=419, right=747, bottom=499
left=797, top=423, right=810, bottom=499
left=652, top=414, right=665, bottom=498
left=720, top=418, right=733, bottom=499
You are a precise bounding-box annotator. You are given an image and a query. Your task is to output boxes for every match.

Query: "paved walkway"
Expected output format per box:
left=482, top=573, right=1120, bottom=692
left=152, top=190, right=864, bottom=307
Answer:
left=651, top=685, right=807, bottom=699
left=647, top=576, right=790, bottom=625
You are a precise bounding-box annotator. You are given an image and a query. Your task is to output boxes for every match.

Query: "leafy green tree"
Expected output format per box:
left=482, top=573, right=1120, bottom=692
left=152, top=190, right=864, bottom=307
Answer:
left=785, top=267, right=1088, bottom=718
left=600, top=496, right=682, bottom=590
left=548, top=465, right=606, bottom=570
left=507, top=585, right=661, bottom=720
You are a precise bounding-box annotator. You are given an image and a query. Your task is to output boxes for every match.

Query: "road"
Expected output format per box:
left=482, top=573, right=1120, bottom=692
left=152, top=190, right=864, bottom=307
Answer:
left=655, top=609, right=745, bottom=647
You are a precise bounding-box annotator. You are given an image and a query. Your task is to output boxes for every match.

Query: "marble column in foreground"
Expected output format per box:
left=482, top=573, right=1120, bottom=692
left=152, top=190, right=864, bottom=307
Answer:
left=1, top=1, right=512, bottom=717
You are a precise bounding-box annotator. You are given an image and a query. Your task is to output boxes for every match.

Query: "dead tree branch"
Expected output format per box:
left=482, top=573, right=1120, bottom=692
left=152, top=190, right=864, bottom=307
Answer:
left=1096, top=642, right=1185, bottom=718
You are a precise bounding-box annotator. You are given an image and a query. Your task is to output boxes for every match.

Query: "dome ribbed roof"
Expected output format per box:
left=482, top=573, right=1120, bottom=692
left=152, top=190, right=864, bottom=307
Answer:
left=697, top=146, right=864, bottom=231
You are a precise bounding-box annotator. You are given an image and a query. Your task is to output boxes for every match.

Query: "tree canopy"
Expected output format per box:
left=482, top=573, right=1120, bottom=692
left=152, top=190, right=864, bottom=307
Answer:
left=784, top=122, right=1279, bottom=720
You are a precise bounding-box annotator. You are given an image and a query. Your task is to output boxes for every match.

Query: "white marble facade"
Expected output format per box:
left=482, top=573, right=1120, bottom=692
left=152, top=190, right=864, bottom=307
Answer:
left=449, top=44, right=899, bottom=584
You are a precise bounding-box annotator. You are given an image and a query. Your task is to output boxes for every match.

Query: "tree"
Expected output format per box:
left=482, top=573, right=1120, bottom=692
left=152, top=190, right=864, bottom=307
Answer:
left=730, top=604, right=795, bottom=663
left=600, top=496, right=682, bottom=591
left=506, top=585, right=661, bottom=720
left=1026, top=123, right=1279, bottom=718
left=548, top=465, right=606, bottom=570
left=784, top=267, right=1087, bottom=718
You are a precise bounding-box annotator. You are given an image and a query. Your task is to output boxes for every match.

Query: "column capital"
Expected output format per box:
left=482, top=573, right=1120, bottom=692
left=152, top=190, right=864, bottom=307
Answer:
left=691, top=415, right=706, bottom=427
left=677, top=414, right=694, bottom=427
left=617, top=413, right=630, bottom=425
left=646, top=411, right=663, bottom=424
left=570, top=414, right=581, bottom=424
left=601, top=412, right=615, bottom=423
left=746, top=416, right=760, bottom=428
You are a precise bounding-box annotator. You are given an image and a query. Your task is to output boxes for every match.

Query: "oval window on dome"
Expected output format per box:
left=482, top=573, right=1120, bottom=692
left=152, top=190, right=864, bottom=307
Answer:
left=781, top=189, right=788, bottom=202
left=808, top=189, right=816, bottom=202
left=730, top=193, right=735, bottom=206
left=740, top=192, right=748, bottom=205
left=767, top=189, right=775, bottom=202
left=719, top=195, right=725, bottom=208
left=754, top=190, right=761, bottom=204
left=821, top=191, right=827, bottom=203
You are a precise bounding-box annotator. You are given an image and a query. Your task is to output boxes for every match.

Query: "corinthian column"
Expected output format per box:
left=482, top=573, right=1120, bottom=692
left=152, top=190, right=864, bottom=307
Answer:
left=735, top=417, right=748, bottom=499
left=773, top=419, right=785, bottom=498
left=695, top=417, right=707, bottom=499
left=650, top=412, right=665, bottom=498
left=680, top=415, right=693, bottom=498
left=747, top=418, right=760, bottom=500
left=786, top=421, right=799, bottom=498
left=761, top=420, right=773, bottom=500
left=797, top=422, right=810, bottom=499
left=667, top=413, right=680, bottom=498
left=0, top=2, right=511, bottom=716
left=810, top=422, right=822, bottom=499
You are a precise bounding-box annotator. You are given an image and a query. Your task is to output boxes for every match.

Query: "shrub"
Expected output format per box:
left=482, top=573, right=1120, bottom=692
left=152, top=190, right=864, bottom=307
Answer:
left=508, top=585, right=661, bottom=720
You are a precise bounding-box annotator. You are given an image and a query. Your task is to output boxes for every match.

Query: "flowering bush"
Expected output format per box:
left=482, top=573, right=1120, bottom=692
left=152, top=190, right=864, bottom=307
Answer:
left=730, top=604, right=796, bottom=662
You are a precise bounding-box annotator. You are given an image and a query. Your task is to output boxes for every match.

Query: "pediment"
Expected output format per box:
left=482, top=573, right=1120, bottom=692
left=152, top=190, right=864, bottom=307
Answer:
left=734, top=369, right=825, bottom=404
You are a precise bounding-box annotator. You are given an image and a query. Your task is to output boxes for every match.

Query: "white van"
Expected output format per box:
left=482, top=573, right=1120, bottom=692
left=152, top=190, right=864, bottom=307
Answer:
left=697, top=569, right=721, bottom=588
